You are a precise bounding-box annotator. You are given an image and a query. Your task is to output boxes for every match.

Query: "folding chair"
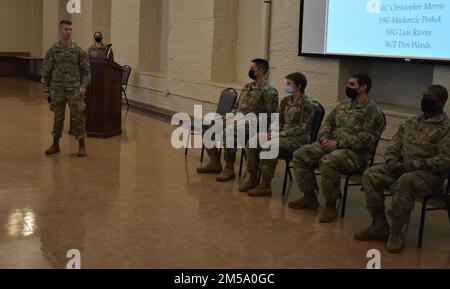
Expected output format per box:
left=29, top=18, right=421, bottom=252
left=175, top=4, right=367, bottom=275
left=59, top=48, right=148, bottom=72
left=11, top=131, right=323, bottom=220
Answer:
left=417, top=171, right=450, bottom=247
left=184, top=88, right=238, bottom=161
left=121, top=65, right=132, bottom=110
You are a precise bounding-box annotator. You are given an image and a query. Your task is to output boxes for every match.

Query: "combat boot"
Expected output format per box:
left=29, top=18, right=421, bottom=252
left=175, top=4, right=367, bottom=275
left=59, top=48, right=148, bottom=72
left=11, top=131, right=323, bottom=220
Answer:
left=216, top=162, right=236, bottom=182
left=386, top=211, right=409, bottom=254
left=239, top=175, right=258, bottom=192
left=77, top=138, right=87, bottom=158
left=45, top=138, right=60, bottom=155
left=319, top=200, right=338, bottom=223
left=197, top=155, right=222, bottom=174
left=354, top=213, right=390, bottom=241
left=288, top=192, right=320, bottom=210
left=248, top=177, right=272, bottom=197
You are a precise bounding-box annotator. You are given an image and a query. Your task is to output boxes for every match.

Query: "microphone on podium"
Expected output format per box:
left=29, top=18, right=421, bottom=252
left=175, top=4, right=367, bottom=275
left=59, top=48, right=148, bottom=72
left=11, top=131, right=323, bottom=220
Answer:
left=106, top=44, right=113, bottom=60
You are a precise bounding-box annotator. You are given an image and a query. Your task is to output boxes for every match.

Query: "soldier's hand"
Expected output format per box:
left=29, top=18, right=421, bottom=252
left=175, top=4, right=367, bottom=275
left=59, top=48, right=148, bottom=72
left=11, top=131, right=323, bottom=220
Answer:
left=385, top=160, right=399, bottom=172
left=79, top=86, right=87, bottom=96
left=321, top=139, right=330, bottom=148
left=397, top=161, right=415, bottom=173
left=323, top=140, right=338, bottom=152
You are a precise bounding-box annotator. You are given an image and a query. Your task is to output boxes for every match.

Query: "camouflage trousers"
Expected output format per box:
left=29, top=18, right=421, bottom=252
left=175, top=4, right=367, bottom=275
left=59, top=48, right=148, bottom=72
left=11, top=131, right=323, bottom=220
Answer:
left=204, top=121, right=249, bottom=165
left=363, top=164, right=443, bottom=221
left=246, top=133, right=306, bottom=180
left=50, top=89, right=86, bottom=140
left=293, top=142, right=367, bottom=201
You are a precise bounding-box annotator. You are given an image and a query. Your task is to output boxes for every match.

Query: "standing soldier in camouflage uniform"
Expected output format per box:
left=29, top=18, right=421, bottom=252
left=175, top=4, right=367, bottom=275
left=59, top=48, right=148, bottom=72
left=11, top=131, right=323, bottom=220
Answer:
left=290, top=74, right=386, bottom=223
left=87, top=31, right=114, bottom=61
left=197, top=59, right=278, bottom=182
left=241, top=72, right=316, bottom=197
left=355, top=85, right=450, bottom=253
left=42, top=20, right=91, bottom=157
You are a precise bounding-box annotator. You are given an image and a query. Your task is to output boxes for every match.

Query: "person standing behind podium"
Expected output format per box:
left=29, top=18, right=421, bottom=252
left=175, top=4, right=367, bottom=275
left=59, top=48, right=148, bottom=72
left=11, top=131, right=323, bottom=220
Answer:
left=87, top=31, right=114, bottom=61
left=42, top=20, right=91, bottom=157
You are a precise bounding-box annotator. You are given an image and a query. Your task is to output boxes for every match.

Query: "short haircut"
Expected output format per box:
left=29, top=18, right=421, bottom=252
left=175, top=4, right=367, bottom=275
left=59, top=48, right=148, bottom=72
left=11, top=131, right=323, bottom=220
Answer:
left=252, top=58, right=269, bottom=75
left=428, top=84, right=448, bottom=102
left=352, top=73, right=372, bottom=93
left=286, top=72, right=307, bottom=93
left=94, top=31, right=103, bottom=37
left=60, top=20, right=73, bottom=26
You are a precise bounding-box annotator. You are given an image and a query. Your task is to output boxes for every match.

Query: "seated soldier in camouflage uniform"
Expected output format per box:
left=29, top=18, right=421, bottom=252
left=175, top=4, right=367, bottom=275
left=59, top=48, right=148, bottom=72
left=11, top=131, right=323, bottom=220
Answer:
left=355, top=85, right=450, bottom=254
left=42, top=20, right=91, bottom=157
left=240, top=72, right=316, bottom=197
left=290, top=74, right=386, bottom=223
left=197, top=59, right=278, bottom=182
left=87, top=31, right=114, bottom=61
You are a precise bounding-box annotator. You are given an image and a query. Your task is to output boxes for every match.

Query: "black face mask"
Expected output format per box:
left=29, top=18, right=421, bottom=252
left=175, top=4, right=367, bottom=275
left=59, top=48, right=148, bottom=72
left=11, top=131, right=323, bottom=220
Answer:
left=421, top=98, right=441, bottom=114
left=95, top=37, right=103, bottom=43
left=248, top=69, right=256, bottom=80
left=346, top=87, right=359, bottom=99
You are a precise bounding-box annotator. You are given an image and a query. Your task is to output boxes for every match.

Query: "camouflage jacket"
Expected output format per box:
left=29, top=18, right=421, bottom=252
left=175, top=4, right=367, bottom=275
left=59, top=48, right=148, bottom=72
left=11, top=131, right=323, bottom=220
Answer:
left=279, top=94, right=316, bottom=144
left=42, top=41, right=91, bottom=91
left=384, top=112, right=450, bottom=176
left=318, top=98, right=386, bottom=156
left=233, top=79, right=278, bottom=115
left=87, top=43, right=114, bottom=60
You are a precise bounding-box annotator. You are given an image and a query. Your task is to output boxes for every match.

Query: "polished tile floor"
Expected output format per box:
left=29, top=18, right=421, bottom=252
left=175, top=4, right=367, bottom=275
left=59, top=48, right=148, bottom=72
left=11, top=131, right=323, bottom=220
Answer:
left=0, top=78, right=449, bottom=269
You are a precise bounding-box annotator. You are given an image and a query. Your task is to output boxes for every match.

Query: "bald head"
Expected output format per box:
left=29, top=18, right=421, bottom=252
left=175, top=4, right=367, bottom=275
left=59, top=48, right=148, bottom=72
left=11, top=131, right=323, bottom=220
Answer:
left=427, top=85, right=448, bottom=103
left=422, top=85, right=448, bottom=116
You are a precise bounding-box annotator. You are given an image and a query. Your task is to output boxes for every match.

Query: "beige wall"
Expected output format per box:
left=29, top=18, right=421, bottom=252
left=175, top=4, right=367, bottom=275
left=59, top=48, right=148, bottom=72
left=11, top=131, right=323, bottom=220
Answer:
left=29, top=0, right=44, bottom=57
left=0, top=0, right=31, bottom=52
left=139, top=0, right=169, bottom=74
left=71, top=0, right=93, bottom=50
left=92, top=0, right=112, bottom=44
left=211, top=0, right=238, bottom=83
left=111, top=0, right=140, bottom=68
left=0, top=0, right=44, bottom=56
left=270, top=0, right=340, bottom=114
left=42, top=0, right=70, bottom=55
left=235, top=0, right=266, bottom=83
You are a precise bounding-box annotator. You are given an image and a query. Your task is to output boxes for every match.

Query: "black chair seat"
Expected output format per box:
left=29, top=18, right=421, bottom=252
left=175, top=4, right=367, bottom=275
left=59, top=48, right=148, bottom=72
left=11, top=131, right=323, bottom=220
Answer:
left=348, top=174, right=363, bottom=184
left=278, top=150, right=293, bottom=161
left=185, top=88, right=238, bottom=162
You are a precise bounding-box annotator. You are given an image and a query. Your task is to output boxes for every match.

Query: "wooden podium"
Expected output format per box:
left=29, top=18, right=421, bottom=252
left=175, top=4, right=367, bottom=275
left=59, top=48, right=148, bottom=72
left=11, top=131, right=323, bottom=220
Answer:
left=86, top=57, right=123, bottom=138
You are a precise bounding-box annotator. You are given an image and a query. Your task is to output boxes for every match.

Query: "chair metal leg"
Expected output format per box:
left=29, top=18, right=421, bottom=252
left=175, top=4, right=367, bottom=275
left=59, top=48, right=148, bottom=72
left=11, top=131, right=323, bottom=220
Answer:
left=282, top=160, right=290, bottom=197
left=200, top=144, right=205, bottom=163
left=418, top=196, right=430, bottom=248
left=340, top=175, right=351, bottom=218
left=239, top=149, right=245, bottom=178
left=122, top=88, right=130, bottom=110
left=185, top=132, right=191, bottom=156
left=287, top=167, right=293, bottom=182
